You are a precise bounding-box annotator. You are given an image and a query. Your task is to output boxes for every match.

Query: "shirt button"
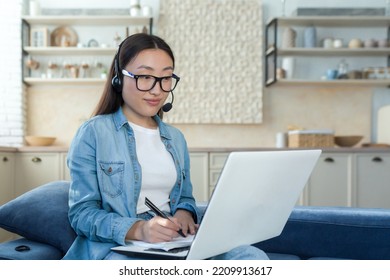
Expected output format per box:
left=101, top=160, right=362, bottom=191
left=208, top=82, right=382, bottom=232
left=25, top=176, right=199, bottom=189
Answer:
left=108, top=167, right=112, bottom=173
left=171, top=199, right=176, bottom=204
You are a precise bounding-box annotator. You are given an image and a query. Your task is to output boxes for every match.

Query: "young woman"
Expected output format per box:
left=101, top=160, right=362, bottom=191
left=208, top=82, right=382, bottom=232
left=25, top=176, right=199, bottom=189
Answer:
left=63, top=33, right=268, bottom=260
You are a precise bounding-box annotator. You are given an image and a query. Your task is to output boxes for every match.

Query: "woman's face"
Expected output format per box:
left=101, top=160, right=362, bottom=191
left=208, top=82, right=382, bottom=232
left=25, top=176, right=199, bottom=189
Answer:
left=121, top=48, right=173, bottom=127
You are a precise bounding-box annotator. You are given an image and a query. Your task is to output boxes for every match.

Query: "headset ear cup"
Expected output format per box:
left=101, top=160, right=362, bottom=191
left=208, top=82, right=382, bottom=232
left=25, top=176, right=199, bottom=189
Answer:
left=111, top=75, right=122, bottom=93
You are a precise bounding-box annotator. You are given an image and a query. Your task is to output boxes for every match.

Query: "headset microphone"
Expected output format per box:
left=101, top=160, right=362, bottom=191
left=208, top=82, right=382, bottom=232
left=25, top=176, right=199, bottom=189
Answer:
left=162, top=91, right=174, bottom=112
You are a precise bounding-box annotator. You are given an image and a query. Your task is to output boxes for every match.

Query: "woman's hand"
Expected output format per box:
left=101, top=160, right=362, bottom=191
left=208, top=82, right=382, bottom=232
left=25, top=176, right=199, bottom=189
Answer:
left=126, top=216, right=181, bottom=243
left=173, top=209, right=199, bottom=236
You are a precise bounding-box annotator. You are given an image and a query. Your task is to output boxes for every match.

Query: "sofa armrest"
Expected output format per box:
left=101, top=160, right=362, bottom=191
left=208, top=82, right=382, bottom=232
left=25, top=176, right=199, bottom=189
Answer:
left=254, top=206, right=390, bottom=260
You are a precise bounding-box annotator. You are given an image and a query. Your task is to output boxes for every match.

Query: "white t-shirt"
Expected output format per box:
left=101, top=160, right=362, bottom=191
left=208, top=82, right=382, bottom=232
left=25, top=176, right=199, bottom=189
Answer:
left=129, top=122, right=177, bottom=214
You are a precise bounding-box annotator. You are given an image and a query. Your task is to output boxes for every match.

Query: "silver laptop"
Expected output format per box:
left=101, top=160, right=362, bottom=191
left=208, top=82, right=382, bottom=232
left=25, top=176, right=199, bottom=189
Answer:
left=112, top=149, right=321, bottom=260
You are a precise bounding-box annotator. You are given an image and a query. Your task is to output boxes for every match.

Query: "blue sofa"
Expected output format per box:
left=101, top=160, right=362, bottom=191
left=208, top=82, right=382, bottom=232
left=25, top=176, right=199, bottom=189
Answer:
left=1, top=181, right=390, bottom=260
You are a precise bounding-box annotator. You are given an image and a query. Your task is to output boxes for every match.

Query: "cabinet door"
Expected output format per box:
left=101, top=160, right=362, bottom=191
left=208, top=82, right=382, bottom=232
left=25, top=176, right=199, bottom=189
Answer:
left=209, top=153, right=229, bottom=198
left=355, top=154, right=390, bottom=208
left=0, top=153, right=15, bottom=242
left=0, top=153, right=15, bottom=204
left=60, top=153, right=71, bottom=181
left=14, top=153, right=61, bottom=196
left=307, top=153, right=351, bottom=207
left=189, top=153, right=209, bottom=202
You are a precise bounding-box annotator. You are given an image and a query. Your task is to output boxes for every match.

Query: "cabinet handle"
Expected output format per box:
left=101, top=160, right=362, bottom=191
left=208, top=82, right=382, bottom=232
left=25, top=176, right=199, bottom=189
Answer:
left=324, top=157, right=335, bottom=163
left=372, top=157, right=383, bottom=162
left=31, top=157, right=42, bottom=163
left=2, top=157, right=8, bottom=162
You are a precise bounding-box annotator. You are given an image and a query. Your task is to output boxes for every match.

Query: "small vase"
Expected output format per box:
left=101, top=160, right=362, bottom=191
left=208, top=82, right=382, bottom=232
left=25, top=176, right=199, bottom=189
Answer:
left=281, top=27, right=297, bottom=48
left=129, top=0, right=141, bottom=16
left=304, top=26, right=317, bottom=48
left=282, top=57, right=295, bottom=79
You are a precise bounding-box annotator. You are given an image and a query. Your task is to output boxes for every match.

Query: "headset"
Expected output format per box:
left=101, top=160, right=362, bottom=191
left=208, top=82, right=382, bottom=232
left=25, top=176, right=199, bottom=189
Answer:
left=111, top=40, right=124, bottom=93
left=111, top=37, right=174, bottom=112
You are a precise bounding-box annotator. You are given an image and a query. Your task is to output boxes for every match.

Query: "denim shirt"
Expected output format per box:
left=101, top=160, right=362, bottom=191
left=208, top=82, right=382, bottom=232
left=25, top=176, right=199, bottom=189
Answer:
left=63, top=108, right=200, bottom=260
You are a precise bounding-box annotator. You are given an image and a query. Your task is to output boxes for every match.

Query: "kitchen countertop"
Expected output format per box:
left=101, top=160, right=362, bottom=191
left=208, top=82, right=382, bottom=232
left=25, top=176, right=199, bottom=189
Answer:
left=1, top=146, right=390, bottom=153
left=188, top=147, right=390, bottom=153
left=0, top=146, right=68, bottom=152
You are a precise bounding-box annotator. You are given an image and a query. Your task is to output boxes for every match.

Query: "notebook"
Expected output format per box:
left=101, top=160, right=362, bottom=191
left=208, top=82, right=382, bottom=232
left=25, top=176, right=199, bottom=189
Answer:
left=111, top=149, right=322, bottom=260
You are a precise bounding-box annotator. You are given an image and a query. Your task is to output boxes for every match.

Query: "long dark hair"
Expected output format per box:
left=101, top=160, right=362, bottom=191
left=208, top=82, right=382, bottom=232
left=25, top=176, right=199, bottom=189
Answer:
left=92, top=33, right=175, bottom=119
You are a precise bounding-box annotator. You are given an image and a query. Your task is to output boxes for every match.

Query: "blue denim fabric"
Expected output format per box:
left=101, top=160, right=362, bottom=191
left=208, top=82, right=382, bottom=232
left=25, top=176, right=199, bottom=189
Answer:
left=63, top=108, right=200, bottom=260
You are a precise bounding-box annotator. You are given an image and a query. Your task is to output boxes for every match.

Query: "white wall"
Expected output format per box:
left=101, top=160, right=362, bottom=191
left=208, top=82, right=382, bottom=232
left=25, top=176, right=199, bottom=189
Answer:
left=0, top=0, right=25, bottom=147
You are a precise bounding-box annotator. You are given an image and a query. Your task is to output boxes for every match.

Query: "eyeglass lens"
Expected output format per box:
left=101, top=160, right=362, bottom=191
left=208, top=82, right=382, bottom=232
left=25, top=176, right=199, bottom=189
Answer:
left=137, top=76, right=178, bottom=92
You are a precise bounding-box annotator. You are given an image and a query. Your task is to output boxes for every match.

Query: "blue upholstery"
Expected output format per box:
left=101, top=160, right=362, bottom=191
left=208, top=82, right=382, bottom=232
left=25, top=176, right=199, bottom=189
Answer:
left=0, top=238, right=62, bottom=260
left=0, top=181, right=76, bottom=255
left=255, top=206, right=390, bottom=260
left=1, top=181, right=390, bottom=260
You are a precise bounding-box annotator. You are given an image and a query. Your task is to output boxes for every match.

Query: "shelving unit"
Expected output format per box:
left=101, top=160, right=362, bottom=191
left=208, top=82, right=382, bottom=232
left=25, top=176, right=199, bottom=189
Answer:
left=265, top=16, right=390, bottom=87
left=21, top=15, right=153, bottom=86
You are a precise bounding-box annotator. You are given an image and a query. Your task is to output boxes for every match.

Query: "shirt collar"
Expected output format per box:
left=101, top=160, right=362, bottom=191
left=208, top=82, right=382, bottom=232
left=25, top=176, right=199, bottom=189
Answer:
left=112, top=108, right=171, bottom=140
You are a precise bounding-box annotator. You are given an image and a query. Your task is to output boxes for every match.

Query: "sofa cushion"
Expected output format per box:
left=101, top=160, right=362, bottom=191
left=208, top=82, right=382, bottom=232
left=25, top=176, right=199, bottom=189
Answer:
left=0, top=181, right=76, bottom=254
left=255, top=206, right=390, bottom=260
left=0, top=238, right=63, bottom=260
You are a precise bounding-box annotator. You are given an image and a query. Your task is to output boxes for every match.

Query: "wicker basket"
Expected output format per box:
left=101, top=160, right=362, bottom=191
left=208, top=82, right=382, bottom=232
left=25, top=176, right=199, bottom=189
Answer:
left=288, top=130, right=334, bottom=148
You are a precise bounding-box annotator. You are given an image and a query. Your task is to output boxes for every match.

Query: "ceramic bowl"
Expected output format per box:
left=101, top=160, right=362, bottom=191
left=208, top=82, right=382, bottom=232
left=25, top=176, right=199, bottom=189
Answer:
left=25, top=136, right=56, bottom=146
left=348, top=38, right=363, bottom=49
left=334, top=136, right=363, bottom=147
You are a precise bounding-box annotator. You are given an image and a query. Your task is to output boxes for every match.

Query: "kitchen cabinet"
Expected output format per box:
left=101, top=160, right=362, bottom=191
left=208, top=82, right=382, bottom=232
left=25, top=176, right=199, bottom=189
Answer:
left=60, top=152, right=71, bottom=181
left=205, top=152, right=353, bottom=206
left=3, top=148, right=390, bottom=211
left=0, top=153, right=15, bottom=242
left=189, top=153, right=209, bottom=202
left=0, top=153, right=15, bottom=204
left=305, top=153, right=351, bottom=207
left=265, top=16, right=390, bottom=87
left=21, top=15, right=153, bottom=86
left=354, top=153, right=390, bottom=208
left=209, top=153, right=229, bottom=198
left=196, top=150, right=390, bottom=208
left=14, top=152, right=61, bottom=197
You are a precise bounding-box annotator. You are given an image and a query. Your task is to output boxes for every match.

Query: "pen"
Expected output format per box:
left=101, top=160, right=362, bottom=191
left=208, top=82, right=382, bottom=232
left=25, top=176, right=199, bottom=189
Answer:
left=145, top=197, right=186, bottom=238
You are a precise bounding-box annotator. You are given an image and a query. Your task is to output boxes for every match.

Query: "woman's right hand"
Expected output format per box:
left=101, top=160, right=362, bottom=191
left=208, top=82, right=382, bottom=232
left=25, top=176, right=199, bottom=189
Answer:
left=126, top=216, right=181, bottom=243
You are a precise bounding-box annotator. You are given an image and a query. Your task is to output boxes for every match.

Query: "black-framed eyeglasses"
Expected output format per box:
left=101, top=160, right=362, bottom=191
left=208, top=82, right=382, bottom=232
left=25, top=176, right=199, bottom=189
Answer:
left=121, top=69, right=180, bottom=92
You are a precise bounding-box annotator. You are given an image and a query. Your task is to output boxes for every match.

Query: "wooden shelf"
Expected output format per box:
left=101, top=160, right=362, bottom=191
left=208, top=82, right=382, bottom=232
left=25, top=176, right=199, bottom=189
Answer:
left=23, top=47, right=116, bottom=55
left=24, top=78, right=106, bottom=86
left=22, top=15, right=152, bottom=26
left=269, top=79, right=390, bottom=87
left=276, top=48, right=390, bottom=57
left=272, top=16, right=390, bottom=27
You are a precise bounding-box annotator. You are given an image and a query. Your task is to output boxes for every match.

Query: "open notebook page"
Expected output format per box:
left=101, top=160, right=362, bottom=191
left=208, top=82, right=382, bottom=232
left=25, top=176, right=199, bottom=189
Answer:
left=125, top=235, right=194, bottom=252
